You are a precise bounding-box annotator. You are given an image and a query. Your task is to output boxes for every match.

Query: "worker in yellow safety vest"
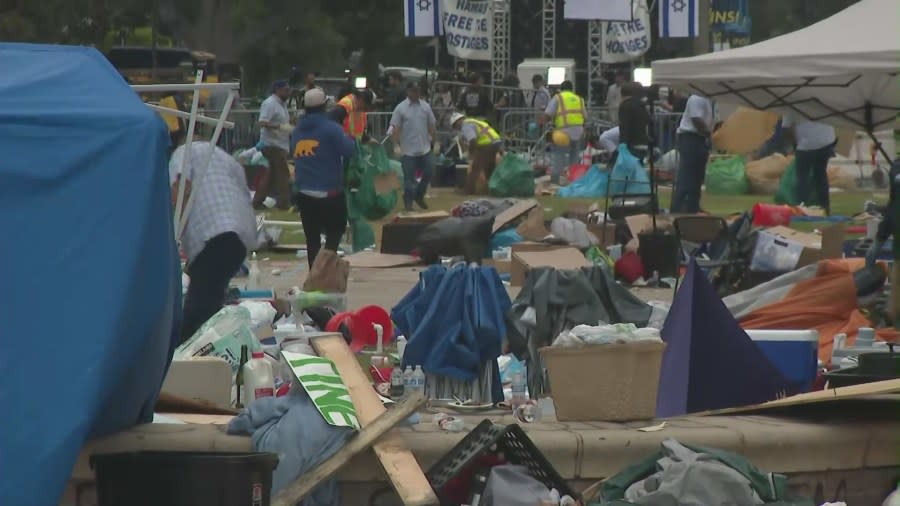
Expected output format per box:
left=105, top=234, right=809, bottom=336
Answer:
left=451, top=112, right=503, bottom=194
left=331, top=89, right=372, bottom=140
left=541, top=80, right=586, bottom=184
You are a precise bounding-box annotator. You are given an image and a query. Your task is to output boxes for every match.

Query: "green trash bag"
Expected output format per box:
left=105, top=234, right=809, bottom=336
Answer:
left=774, top=159, right=826, bottom=206
left=705, top=155, right=749, bottom=195
left=346, top=141, right=402, bottom=221
left=592, top=441, right=813, bottom=506
left=489, top=153, right=535, bottom=198
left=585, top=245, right=614, bottom=269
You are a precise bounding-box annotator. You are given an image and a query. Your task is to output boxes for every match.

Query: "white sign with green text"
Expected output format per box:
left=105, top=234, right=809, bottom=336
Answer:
left=281, top=350, right=360, bottom=430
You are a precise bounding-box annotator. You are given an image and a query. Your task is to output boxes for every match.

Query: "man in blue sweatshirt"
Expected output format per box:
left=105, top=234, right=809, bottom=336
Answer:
left=291, top=87, right=356, bottom=268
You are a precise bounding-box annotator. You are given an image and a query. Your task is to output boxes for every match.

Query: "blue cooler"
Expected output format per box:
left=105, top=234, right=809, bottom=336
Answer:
left=746, top=330, right=820, bottom=392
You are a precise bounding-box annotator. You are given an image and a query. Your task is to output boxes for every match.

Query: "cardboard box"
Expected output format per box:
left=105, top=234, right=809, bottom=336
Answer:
left=483, top=258, right=511, bottom=274
left=541, top=341, right=666, bottom=421
left=510, top=247, right=591, bottom=286
left=750, top=223, right=846, bottom=272
left=587, top=222, right=617, bottom=247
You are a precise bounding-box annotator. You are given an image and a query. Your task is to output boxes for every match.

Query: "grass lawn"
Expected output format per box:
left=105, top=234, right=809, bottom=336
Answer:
left=261, top=187, right=889, bottom=259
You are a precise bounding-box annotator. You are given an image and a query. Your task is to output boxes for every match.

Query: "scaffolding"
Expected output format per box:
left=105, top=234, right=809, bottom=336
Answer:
left=491, top=0, right=511, bottom=87
left=542, top=0, right=556, bottom=58
left=587, top=19, right=604, bottom=107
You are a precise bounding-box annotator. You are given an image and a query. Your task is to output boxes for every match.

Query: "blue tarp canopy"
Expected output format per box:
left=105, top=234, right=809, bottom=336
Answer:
left=0, top=43, right=180, bottom=506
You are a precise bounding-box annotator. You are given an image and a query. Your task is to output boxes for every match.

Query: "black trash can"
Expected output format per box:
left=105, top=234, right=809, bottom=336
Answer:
left=91, top=451, right=279, bottom=506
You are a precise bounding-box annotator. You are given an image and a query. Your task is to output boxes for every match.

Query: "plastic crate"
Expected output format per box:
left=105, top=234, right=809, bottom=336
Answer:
left=427, top=419, right=578, bottom=505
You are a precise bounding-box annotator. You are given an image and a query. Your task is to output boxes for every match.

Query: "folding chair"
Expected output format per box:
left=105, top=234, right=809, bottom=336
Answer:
left=672, top=216, right=737, bottom=294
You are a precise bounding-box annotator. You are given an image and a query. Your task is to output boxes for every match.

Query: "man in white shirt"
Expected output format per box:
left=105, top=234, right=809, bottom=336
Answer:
left=605, top=70, right=627, bottom=124
left=531, top=74, right=551, bottom=114
left=390, top=82, right=437, bottom=211
left=256, top=80, right=293, bottom=210
left=598, top=126, right=620, bottom=152
left=672, top=94, right=714, bottom=213
left=782, top=115, right=836, bottom=214
left=170, top=142, right=258, bottom=341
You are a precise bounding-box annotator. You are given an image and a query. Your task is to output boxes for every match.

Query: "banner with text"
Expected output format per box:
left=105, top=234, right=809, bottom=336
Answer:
left=601, top=0, right=650, bottom=63
left=282, top=351, right=360, bottom=430
left=441, top=0, right=492, bottom=61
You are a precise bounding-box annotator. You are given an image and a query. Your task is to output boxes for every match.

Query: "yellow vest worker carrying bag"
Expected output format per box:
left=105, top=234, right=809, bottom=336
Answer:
left=464, top=118, right=501, bottom=146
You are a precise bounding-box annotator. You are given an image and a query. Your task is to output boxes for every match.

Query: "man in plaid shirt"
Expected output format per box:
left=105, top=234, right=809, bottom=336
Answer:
left=170, top=141, right=258, bottom=341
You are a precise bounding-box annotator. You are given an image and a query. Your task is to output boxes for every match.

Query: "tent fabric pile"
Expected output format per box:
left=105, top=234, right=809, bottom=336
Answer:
left=506, top=265, right=653, bottom=396
left=0, top=43, right=180, bottom=506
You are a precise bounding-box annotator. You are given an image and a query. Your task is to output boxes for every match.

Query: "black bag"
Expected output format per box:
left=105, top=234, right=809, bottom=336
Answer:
left=416, top=216, right=494, bottom=265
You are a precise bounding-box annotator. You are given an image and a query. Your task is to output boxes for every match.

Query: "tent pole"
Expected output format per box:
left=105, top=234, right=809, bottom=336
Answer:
left=864, top=101, right=893, bottom=165
left=173, top=70, right=204, bottom=238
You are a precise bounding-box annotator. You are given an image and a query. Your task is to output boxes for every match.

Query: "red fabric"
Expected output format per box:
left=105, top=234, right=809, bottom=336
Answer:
left=740, top=259, right=899, bottom=363
left=751, top=203, right=795, bottom=227
left=439, top=453, right=505, bottom=505
left=567, top=164, right=589, bottom=182
left=615, top=252, right=645, bottom=284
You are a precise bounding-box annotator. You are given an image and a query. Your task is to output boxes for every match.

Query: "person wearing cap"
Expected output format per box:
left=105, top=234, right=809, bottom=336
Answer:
left=331, top=88, right=372, bottom=140
left=390, top=82, right=437, bottom=211
left=542, top=80, right=586, bottom=184
left=256, top=80, right=294, bottom=210
left=451, top=112, right=502, bottom=194
left=290, top=87, right=356, bottom=268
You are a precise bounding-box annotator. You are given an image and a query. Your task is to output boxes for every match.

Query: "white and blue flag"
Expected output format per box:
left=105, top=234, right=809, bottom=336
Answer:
left=404, top=0, right=443, bottom=37
left=659, top=0, right=699, bottom=38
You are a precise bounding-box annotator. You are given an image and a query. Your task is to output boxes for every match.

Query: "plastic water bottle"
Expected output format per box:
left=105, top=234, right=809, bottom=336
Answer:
left=396, top=335, right=407, bottom=364
left=412, top=365, right=426, bottom=397
left=402, top=366, right=414, bottom=398
left=247, top=252, right=261, bottom=290
left=242, top=351, right=275, bottom=403
left=511, top=372, right=528, bottom=410
left=390, top=366, right=405, bottom=399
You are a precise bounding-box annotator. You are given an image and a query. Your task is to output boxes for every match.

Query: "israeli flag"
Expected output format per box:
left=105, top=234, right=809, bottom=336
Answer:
left=659, top=0, right=699, bottom=38
left=404, top=0, right=442, bottom=37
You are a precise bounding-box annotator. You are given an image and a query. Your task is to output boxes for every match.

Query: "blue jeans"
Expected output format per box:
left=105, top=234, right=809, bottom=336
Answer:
left=795, top=144, right=833, bottom=214
left=671, top=132, right=710, bottom=213
left=551, top=138, right=581, bottom=184
left=400, top=153, right=434, bottom=207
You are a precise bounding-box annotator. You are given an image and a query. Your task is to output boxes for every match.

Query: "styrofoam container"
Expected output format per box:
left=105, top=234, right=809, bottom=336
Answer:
left=746, top=330, right=819, bottom=392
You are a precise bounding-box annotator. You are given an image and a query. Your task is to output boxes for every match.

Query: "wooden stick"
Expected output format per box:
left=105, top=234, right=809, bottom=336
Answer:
left=312, top=334, right=439, bottom=506
left=271, top=393, right=426, bottom=506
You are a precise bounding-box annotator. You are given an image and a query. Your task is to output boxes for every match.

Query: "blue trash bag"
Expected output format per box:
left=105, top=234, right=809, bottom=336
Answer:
left=557, top=165, right=610, bottom=198
left=610, top=144, right=652, bottom=195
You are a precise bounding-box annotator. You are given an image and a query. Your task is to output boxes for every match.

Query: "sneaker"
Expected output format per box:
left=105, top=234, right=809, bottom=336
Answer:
left=415, top=196, right=429, bottom=210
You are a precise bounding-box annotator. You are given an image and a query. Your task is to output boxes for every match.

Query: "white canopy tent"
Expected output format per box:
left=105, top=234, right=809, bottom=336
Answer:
left=652, top=0, right=899, bottom=158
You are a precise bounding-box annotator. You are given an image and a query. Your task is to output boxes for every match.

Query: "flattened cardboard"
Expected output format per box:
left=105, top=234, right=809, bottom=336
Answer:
left=516, top=207, right=550, bottom=241
left=762, top=223, right=845, bottom=268
left=492, top=199, right=539, bottom=234
left=588, top=222, right=617, bottom=247
left=510, top=247, right=591, bottom=286
left=711, top=107, right=779, bottom=154
left=346, top=251, right=421, bottom=268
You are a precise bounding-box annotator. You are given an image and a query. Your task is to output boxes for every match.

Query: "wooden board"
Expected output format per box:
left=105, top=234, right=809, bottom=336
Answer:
left=492, top=199, right=539, bottom=234
left=167, top=413, right=235, bottom=425
left=694, top=379, right=900, bottom=416
left=395, top=211, right=451, bottom=224
left=271, top=393, right=427, bottom=506
left=311, top=334, right=438, bottom=505
left=346, top=251, right=422, bottom=268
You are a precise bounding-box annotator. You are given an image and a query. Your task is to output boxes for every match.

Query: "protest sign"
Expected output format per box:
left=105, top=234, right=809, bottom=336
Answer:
left=282, top=350, right=361, bottom=430
left=601, top=0, right=651, bottom=63
left=441, top=0, right=492, bottom=61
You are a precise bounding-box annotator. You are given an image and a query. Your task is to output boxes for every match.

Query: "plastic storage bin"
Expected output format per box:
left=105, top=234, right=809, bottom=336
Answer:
left=91, top=451, right=278, bottom=506
left=746, top=330, right=819, bottom=392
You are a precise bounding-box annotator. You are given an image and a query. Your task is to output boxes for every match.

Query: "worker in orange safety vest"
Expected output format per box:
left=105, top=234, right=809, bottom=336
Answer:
left=330, top=89, right=373, bottom=140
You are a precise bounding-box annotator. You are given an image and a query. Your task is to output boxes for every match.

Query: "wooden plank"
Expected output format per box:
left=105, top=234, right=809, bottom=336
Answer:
left=694, top=379, right=900, bottom=416
left=346, top=251, right=422, bottom=268
left=492, top=199, right=538, bottom=234
left=271, top=393, right=427, bottom=506
left=311, top=334, right=438, bottom=506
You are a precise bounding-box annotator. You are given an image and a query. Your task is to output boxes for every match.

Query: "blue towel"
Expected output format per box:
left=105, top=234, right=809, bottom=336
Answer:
left=227, top=388, right=355, bottom=505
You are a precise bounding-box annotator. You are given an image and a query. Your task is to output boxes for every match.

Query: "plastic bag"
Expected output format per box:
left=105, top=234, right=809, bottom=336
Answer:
left=774, top=159, right=826, bottom=206
left=557, top=165, right=609, bottom=198
left=550, top=217, right=597, bottom=249
left=416, top=216, right=494, bottom=264
left=610, top=144, right=651, bottom=195
left=174, top=306, right=261, bottom=373
left=705, top=155, right=749, bottom=195
left=346, top=141, right=401, bottom=221
left=489, top=153, right=535, bottom=198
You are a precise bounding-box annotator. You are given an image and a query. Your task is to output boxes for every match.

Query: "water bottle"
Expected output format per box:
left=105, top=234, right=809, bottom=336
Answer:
left=396, top=335, right=407, bottom=364
left=402, top=366, right=414, bottom=399
left=247, top=251, right=261, bottom=290
left=511, top=372, right=528, bottom=410
left=412, top=365, right=426, bottom=397
left=390, top=366, right=405, bottom=399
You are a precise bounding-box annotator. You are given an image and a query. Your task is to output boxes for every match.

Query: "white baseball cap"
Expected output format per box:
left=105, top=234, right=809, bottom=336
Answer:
left=449, top=112, right=465, bottom=127
left=303, top=87, right=327, bottom=107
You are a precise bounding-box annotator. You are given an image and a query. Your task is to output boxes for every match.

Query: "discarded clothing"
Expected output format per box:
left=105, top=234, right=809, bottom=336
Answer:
left=227, top=388, right=354, bottom=506
left=598, top=438, right=812, bottom=506
left=506, top=265, right=652, bottom=396
left=550, top=217, right=598, bottom=250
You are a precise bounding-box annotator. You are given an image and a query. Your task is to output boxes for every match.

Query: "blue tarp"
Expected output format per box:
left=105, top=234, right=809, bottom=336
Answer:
left=0, top=44, right=180, bottom=506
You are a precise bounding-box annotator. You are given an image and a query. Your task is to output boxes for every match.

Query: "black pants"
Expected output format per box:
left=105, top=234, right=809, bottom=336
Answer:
left=795, top=144, right=833, bottom=214
left=181, top=232, right=247, bottom=342
left=296, top=192, right=348, bottom=268
left=672, top=132, right=710, bottom=213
